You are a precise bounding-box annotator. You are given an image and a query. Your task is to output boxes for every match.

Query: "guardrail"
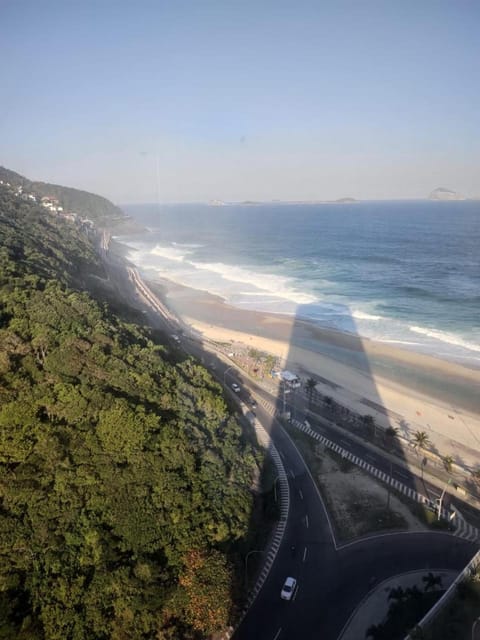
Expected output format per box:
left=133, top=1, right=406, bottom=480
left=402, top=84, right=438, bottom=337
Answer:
left=404, top=550, right=480, bottom=639
left=219, top=402, right=290, bottom=640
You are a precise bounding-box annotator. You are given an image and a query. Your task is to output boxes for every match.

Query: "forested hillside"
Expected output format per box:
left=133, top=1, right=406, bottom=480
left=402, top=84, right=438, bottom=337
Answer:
left=0, top=166, right=126, bottom=224
left=0, top=185, right=263, bottom=639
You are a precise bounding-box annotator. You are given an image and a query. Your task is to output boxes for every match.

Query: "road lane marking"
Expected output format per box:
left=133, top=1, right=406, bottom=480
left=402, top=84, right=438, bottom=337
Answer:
left=395, top=470, right=410, bottom=479
left=305, top=514, right=309, bottom=528
left=299, top=489, right=304, bottom=500
left=273, top=628, right=282, bottom=640
left=289, top=469, right=295, bottom=480
left=293, top=586, right=299, bottom=601
left=303, top=546, right=308, bottom=562
left=340, top=439, right=350, bottom=447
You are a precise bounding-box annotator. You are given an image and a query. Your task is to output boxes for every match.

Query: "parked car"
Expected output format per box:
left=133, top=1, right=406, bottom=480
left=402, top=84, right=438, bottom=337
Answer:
left=231, top=383, right=241, bottom=393
left=249, top=397, right=257, bottom=408
left=281, top=576, right=297, bottom=601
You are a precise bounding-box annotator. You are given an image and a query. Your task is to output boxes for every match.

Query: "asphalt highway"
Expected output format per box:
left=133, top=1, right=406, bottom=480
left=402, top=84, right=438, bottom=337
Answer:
left=239, top=375, right=472, bottom=517
left=233, top=400, right=477, bottom=640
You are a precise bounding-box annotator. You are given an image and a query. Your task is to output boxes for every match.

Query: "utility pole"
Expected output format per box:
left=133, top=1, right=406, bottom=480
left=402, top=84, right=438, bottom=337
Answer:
left=437, top=479, right=453, bottom=520
left=245, top=550, right=263, bottom=589
left=223, top=366, right=233, bottom=387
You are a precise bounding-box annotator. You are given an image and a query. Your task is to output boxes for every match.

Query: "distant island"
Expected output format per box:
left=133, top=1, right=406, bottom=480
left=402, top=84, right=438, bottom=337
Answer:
left=428, top=187, right=465, bottom=201
left=222, top=197, right=359, bottom=206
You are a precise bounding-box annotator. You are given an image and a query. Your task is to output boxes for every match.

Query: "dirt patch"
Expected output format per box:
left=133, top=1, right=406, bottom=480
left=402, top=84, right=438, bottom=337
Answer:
left=315, top=444, right=427, bottom=539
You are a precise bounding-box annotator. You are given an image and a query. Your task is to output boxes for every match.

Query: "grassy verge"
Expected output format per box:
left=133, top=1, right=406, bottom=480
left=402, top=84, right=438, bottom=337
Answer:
left=282, top=421, right=456, bottom=540
left=388, top=486, right=452, bottom=532
left=284, top=422, right=410, bottom=540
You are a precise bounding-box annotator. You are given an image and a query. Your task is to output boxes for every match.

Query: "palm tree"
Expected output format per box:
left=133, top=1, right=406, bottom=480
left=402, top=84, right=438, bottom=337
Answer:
left=422, top=572, right=443, bottom=592
left=305, top=377, right=317, bottom=407
left=387, top=585, right=405, bottom=601
left=471, top=468, right=480, bottom=493
left=323, top=395, right=333, bottom=409
left=363, top=414, right=376, bottom=439
left=385, top=426, right=399, bottom=446
left=442, top=455, right=454, bottom=475
left=409, top=625, right=425, bottom=639
left=471, top=467, right=480, bottom=483
left=412, top=430, right=430, bottom=454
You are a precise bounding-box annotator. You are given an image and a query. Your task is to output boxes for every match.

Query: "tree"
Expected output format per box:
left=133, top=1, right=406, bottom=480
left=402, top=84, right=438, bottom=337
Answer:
left=363, top=414, right=376, bottom=439
left=305, top=377, right=317, bottom=406
left=422, top=572, right=443, bottom=592
left=412, top=430, right=430, bottom=454
left=0, top=186, right=261, bottom=638
left=442, top=455, right=454, bottom=475
left=388, top=586, right=405, bottom=602
left=178, top=549, right=232, bottom=636
left=385, top=426, right=400, bottom=449
left=409, top=625, right=425, bottom=639
left=471, top=468, right=480, bottom=494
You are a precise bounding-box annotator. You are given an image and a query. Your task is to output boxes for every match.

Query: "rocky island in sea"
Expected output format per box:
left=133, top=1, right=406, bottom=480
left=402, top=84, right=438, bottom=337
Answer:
left=428, top=187, right=465, bottom=201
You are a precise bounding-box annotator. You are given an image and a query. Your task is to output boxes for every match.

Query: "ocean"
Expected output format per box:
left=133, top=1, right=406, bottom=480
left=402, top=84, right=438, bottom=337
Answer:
left=119, top=200, right=480, bottom=368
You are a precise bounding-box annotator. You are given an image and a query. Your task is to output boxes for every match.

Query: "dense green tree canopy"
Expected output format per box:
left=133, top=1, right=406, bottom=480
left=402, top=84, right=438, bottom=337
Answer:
left=0, top=185, right=261, bottom=638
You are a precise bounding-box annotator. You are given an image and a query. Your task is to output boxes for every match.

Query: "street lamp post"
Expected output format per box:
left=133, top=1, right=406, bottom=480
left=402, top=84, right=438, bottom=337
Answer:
left=273, top=475, right=279, bottom=502
left=437, top=478, right=453, bottom=521
left=421, top=456, right=427, bottom=480
left=245, top=550, right=263, bottom=589
left=223, top=366, right=234, bottom=387
left=472, top=616, right=480, bottom=640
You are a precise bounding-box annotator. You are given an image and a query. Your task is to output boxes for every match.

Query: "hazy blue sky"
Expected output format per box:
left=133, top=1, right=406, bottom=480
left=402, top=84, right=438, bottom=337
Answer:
left=1, top=0, right=479, bottom=203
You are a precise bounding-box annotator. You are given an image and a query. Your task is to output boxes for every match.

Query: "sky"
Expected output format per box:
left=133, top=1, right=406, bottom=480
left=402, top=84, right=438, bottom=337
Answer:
left=1, top=0, right=479, bottom=203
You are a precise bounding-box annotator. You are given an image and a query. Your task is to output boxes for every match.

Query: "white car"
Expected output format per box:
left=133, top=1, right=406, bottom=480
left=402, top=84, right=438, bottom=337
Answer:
left=231, top=383, right=241, bottom=393
left=280, top=576, right=297, bottom=601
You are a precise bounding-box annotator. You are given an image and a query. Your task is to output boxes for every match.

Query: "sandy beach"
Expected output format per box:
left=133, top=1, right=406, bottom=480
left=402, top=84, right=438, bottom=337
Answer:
left=141, top=272, right=480, bottom=471
left=108, top=238, right=480, bottom=470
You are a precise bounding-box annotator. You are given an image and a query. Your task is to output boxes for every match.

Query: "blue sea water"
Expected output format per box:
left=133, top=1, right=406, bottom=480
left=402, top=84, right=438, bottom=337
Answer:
left=120, top=200, right=480, bottom=367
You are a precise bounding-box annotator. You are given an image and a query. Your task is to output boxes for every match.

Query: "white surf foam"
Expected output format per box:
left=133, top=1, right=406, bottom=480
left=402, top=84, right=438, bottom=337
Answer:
left=410, top=326, right=480, bottom=353
left=351, top=310, right=384, bottom=321
left=188, top=260, right=318, bottom=305
left=151, top=245, right=192, bottom=262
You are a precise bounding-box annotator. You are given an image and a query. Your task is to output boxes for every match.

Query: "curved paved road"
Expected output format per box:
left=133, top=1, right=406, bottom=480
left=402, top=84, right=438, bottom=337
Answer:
left=234, top=402, right=478, bottom=640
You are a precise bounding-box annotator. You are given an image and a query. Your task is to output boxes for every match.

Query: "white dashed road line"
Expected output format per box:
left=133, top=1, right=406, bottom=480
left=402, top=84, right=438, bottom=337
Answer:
left=273, top=628, right=282, bottom=640
left=298, top=489, right=304, bottom=500
left=305, top=514, right=309, bottom=528
left=303, top=546, right=308, bottom=562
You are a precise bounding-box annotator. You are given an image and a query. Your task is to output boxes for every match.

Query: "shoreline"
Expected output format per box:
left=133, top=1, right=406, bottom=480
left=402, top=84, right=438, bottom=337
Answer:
left=113, top=232, right=480, bottom=373
left=109, top=239, right=480, bottom=467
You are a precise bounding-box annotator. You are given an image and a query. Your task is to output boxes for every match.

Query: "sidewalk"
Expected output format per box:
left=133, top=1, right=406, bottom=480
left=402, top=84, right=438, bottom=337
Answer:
left=338, top=570, right=457, bottom=640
